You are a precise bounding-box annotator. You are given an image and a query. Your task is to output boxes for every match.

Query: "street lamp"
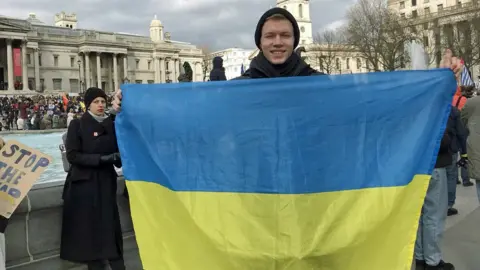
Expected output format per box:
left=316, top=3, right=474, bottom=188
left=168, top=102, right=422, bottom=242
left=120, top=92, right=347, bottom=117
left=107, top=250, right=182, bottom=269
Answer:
left=77, top=60, right=82, bottom=93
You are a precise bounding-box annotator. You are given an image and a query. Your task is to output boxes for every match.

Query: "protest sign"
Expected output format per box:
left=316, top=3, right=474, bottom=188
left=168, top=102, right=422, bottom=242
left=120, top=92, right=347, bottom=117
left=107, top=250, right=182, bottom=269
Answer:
left=0, top=140, right=51, bottom=218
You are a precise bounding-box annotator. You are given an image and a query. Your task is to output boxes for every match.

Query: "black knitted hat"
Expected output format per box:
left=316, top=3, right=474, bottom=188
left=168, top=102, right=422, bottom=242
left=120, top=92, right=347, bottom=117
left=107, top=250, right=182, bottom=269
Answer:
left=254, top=7, right=300, bottom=50
left=84, top=87, right=107, bottom=109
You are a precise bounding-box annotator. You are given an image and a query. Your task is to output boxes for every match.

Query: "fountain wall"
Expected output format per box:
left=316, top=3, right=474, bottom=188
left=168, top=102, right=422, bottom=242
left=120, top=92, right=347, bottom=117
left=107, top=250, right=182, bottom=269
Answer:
left=5, top=178, right=142, bottom=270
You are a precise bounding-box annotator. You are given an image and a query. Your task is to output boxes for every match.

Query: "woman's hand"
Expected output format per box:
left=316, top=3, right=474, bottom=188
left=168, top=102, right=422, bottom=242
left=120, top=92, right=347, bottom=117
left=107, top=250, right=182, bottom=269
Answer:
left=112, top=89, right=123, bottom=113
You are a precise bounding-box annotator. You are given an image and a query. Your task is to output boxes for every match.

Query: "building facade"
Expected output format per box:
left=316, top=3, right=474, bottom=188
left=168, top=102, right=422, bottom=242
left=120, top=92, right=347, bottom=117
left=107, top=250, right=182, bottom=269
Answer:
left=0, top=12, right=203, bottom=94
left=208, top=48, right=254, bottom=80
left=388, top=0, right=480, bottom=78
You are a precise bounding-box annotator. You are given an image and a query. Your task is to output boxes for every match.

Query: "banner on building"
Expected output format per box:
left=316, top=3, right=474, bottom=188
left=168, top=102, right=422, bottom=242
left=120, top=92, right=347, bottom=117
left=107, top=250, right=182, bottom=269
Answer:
left=13, top=48, right=22, bottom=77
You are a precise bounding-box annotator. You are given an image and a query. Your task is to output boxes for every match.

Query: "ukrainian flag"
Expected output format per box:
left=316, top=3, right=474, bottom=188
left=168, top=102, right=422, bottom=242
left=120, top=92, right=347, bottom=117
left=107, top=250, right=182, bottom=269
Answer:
left=116, top=69, right=456, bottom=270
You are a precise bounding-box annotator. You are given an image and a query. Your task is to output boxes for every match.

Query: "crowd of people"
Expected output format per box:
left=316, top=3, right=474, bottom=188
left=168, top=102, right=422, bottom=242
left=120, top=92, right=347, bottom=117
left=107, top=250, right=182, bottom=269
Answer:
left=0, top=94, right=113, bottom=132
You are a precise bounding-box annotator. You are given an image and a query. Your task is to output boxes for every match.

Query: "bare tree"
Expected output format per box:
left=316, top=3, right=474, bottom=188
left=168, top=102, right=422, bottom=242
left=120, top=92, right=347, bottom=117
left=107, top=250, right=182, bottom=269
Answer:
left=199, top=46, right=212, bottom=81
left=344, top=0, right=415, bottom=71
left=309, top=29, right=344, bottom=74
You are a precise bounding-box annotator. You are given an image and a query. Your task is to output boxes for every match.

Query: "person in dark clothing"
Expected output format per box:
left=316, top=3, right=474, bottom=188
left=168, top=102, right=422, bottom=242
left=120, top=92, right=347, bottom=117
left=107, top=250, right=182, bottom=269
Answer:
left=60, top=87, right=125, bottom=270
left=415, top=117, right=455, bottom=270
left=209, top=56, right=227, bottom=81
left=446, top=106, right=468, bottom=216
left=234, top=7, right=323, bottom=80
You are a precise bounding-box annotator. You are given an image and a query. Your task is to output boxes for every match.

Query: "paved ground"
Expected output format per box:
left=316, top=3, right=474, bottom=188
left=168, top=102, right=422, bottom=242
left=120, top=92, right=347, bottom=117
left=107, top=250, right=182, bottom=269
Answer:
left=413, top=181, right=479, bottom=270
left=442, top=181, right=479, bottom=270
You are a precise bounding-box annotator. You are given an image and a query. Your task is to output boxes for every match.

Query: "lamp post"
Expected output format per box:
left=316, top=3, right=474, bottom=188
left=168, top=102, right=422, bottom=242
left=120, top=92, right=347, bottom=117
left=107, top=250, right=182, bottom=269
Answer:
left=77, top=59, right=82, bottom=94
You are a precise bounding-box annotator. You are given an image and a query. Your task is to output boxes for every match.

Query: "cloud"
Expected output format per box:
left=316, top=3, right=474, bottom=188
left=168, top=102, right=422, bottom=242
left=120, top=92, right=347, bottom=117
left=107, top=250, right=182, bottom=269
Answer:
left=0, top=0, right=352, bottom=50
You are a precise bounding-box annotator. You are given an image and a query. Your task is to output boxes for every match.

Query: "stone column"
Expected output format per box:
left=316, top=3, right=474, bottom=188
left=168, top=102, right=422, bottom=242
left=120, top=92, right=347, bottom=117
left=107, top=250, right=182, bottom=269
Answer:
left=123, top=55, right=128, bottom=82
left=175, top=59, right=180, bottom=82
left=160, top=58, right=166, bottom=83
left=34, top=49, right=40, bottom=91
left=78, top=54, right=84, bottom=93
left=6, top=39, right=14, bottom=91
left=170, top=59, right=176, bottom=82
left=84, top=52, right=91, bottom=89
left=21, top=41, right=29, bottom=90
left=154, top=57, right=160, bottom=83
left=96, top=52, right=101, bottom=88
left=113, top=53, right=118, bottom=90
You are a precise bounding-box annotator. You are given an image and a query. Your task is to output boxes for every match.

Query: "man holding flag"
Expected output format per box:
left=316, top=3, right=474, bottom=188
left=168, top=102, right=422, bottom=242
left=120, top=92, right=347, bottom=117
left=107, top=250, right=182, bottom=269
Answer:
left=111, top=8, right=462, bottom=270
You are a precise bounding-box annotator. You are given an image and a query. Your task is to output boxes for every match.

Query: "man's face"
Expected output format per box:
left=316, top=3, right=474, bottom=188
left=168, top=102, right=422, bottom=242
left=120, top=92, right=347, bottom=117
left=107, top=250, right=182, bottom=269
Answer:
left=260, top=18, right=294, bottom=65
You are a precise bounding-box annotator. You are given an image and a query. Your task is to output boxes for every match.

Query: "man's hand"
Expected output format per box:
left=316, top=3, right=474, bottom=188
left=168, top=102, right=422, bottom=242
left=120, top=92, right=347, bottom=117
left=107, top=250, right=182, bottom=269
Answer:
left=457, top=154, right=468, bottom=168
left=112, top=89, right=123, bottom=113
left=440, top=49, right=462, bottom=81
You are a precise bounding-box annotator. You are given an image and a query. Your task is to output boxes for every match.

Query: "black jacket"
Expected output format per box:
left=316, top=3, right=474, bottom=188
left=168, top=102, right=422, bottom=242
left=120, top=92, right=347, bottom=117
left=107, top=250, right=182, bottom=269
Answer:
left=209, top=57, right=227, bottom=81
left=435, top=115, right=454, bottom=168
left=449, top=106, right=467, bottom=155
left=60, top=112, right=123, bottom=263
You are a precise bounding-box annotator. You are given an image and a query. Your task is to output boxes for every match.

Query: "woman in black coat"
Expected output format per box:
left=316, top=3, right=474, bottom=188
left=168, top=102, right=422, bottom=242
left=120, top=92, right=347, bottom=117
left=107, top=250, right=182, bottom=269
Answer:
left=60, top=87, right=125, bottom=270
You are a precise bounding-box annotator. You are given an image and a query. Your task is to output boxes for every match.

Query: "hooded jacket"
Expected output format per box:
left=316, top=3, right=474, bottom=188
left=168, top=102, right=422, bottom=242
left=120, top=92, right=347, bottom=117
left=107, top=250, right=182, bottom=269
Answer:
left=209, top=57, right=227, bottom=81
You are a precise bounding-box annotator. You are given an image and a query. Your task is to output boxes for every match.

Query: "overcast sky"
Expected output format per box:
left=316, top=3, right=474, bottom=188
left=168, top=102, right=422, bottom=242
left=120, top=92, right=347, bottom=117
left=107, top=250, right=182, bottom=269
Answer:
left=1, top=0, right=354, bottom=51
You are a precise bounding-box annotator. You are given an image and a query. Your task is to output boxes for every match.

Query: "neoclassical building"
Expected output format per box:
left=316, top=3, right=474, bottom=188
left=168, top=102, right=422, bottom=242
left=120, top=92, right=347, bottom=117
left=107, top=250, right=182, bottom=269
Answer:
left=0, top=12, right=204, bottom=94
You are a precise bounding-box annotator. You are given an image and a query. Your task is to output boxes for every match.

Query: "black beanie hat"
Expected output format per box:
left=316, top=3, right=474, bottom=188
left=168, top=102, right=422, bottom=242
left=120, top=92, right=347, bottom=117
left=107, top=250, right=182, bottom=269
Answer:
left=254, top=7, right=300, bottom=50
left=84, top=87, right=107, bottom=109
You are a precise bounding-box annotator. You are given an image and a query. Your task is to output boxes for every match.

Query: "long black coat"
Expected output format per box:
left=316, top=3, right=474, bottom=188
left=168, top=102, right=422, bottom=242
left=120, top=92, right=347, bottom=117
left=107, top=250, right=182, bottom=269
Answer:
left=60, top=112, right=123, bottom=263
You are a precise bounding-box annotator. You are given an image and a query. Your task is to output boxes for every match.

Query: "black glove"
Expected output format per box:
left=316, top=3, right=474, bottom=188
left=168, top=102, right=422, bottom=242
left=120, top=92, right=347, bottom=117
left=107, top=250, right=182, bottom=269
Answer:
left=457, top=155, right=468, bottom=168
left=100, top=153, right=121, bottom=164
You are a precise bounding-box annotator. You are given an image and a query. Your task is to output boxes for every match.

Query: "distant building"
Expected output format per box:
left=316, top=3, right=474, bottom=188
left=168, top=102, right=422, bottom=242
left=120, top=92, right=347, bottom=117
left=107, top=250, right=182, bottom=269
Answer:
left=207, top=48, right=254, bottom=80
left=0, top=12, right=203, bottom=94
left=388, top=0, right=480, bottom=77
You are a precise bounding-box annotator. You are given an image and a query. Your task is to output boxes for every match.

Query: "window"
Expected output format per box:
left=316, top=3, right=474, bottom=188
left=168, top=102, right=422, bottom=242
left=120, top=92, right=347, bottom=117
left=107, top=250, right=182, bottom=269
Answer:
left=283, top=5, right=286, bottom=9
left=53, top=78, right=62, bottom=90
left=423, top=23, right=428, bottom=30
left=302, top=40, right=305, bottom=44
left=400, top=1, right=405, bottom=9
left=100, top=58, right=103, bottom=68
left=423, top=36, right=429, bottom=46
left=411, top=0, right=417, bottom=6
left=457, top=1, right=462, bottom=7
left=147, top=80, right=154, bottom=84
left=346, top=58, right=350, bottom=69
left=135, top=80, right=142, bottom=84
left=299, top=4, right=303, bottom=18
left=39, top=54, right=42, bottom=66
left=400, top=13, right=405, bottom=18
left=53, top=56, right=59, bottom=67
left=356, top=58, right=361, bottom=69
left=27, top=54, right=31, bottom=65
left=336, top=58, right=340, bottom=70
left=148, top=60, right=151, bottom=70
left=136, top=59, right=140, bottom=69
left=69, top=79, right=79, bottom=93
left=412, top=10, right=418, bottom=17
left=437, top=4, right=443, bottom=10
left=424, top=7, right=430, bottom=14
left=70, top=57, right=75, bottom=68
